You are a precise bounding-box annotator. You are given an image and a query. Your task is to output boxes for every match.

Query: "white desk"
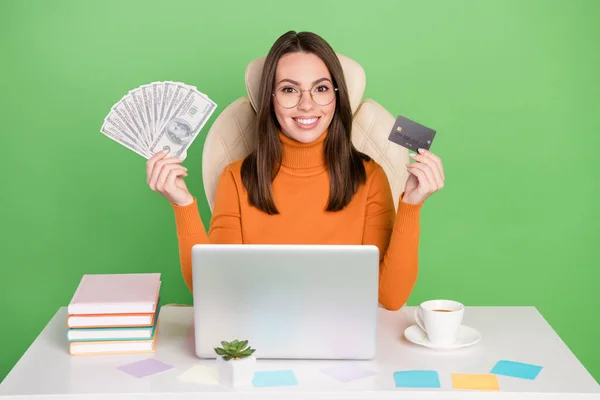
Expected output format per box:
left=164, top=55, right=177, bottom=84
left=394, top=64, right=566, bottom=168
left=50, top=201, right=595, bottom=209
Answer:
left=1, top=306, right=598, bottom=399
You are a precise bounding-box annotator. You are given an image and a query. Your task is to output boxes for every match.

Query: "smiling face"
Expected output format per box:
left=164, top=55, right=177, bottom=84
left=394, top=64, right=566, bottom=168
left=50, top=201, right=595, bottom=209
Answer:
left=273, top=52, right=336, bottom=144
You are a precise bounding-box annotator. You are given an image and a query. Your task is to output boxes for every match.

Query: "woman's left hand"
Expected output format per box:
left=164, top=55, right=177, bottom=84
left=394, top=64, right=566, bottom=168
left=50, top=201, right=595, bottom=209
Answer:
left=402, top=148, right=445, bottom=205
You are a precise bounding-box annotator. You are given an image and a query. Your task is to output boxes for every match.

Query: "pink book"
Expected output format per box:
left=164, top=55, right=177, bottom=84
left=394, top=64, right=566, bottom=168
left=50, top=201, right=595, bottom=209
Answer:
left=68, top=273, right=161, bottom=315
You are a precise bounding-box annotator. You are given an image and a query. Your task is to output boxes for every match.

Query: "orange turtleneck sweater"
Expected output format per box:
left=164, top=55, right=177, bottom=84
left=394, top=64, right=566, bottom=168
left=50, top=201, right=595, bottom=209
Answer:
left=171, top=130, right=422, bottom=310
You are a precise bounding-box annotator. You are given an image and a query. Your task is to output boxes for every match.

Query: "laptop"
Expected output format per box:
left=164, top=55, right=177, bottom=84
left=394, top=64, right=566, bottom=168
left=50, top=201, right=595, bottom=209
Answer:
left=191, top=244, right=379, bottom=360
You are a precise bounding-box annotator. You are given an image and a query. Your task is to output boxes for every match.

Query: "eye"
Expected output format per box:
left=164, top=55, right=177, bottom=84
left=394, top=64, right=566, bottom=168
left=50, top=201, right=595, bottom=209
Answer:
left=314, top=85, right=330, bottom=93
left=279, top=86, right=298, bottom=93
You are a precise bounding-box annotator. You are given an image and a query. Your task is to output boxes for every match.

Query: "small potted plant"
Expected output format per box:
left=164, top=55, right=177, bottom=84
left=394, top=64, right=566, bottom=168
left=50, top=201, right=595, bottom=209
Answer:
left=214, top=339, right=256, bottom=387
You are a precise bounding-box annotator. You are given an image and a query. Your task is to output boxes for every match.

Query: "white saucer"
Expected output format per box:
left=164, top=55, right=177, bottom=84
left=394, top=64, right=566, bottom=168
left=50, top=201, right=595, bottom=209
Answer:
left=404, top=324, right=481, bottom=350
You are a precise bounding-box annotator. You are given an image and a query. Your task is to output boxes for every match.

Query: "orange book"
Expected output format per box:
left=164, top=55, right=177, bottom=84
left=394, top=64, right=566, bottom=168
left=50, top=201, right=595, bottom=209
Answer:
left=66, top=310, right=157, bottom=328
left=67, top=296, right=161, bottom=328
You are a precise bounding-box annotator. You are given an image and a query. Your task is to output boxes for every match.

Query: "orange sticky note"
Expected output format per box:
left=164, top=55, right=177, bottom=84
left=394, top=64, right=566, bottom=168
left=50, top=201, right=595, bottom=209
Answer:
left=451, top=373, right=500, bottom=391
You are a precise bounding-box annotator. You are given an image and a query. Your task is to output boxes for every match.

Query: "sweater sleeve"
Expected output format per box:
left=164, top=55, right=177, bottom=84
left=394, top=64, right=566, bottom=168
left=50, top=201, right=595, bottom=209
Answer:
left=171, top=166, right=243, bottom=291
left=362, top=164, right=422, bottom=310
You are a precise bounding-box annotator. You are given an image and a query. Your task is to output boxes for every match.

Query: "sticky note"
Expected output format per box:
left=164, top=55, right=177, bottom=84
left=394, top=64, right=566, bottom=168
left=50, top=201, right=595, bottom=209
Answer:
left=117, top=358, right=173, bottom=378
left=177, top=365, right=219, bottom=385
left=321, top=363, right=376, bottom=383
left=491, top=360, right=543, bottom=380
left=253, top=370, right=298, bottom=387
left=393, top=370, right=441, bottom=388
left=451, top=373, right=499, bottom=391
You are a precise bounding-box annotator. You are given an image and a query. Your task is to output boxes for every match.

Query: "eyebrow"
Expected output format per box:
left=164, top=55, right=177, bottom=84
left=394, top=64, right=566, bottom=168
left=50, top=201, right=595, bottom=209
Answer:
left=276, top=77, right=332, bottom=86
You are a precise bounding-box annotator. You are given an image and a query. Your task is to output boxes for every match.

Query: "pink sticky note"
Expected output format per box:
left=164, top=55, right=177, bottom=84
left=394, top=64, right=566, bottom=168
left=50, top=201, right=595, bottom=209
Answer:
left=321, top=363, right=376, bottom=383
left=118, top=358, right=173, bottom=378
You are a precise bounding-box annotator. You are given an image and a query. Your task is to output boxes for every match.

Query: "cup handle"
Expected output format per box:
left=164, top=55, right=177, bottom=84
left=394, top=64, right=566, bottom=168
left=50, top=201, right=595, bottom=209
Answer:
left=414, top=308, right=426, bottom=332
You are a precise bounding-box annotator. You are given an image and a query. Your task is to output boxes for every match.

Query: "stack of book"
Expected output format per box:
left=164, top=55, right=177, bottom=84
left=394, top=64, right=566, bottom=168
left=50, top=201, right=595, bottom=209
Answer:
left=66, top=273, right=162, bottom=356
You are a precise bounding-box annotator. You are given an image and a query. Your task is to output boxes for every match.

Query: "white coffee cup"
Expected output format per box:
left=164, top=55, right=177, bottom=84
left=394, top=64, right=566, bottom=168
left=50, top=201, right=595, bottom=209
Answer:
left=414, top=299, right=465, bottom=346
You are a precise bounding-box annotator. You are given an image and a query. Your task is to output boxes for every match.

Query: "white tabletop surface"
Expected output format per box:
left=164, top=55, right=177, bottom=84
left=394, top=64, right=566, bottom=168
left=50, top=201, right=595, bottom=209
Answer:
left=0, top=305, right=598, bottom=399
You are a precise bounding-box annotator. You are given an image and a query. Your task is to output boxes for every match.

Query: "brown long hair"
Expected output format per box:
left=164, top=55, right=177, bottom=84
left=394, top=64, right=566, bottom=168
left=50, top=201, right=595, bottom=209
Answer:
left=241, top=30, right=370, bottom=215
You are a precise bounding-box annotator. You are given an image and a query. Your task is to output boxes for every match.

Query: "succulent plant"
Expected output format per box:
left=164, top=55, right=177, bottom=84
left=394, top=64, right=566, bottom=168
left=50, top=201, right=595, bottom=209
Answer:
left=214, top=339, right=256, bottom=361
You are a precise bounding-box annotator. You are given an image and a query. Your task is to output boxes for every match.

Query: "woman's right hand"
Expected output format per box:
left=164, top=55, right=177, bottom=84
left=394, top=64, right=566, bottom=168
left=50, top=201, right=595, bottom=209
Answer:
left=146, top=152, right=194, bottom=207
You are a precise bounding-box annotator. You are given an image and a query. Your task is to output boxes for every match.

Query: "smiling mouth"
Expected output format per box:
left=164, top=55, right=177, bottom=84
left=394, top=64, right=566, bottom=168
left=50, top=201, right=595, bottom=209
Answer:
left=292, top=117, right=320, bottom=126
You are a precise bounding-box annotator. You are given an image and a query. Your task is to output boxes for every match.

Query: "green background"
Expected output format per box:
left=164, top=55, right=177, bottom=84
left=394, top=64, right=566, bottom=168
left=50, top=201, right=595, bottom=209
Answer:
left=1, top=0, right=598, bottom=384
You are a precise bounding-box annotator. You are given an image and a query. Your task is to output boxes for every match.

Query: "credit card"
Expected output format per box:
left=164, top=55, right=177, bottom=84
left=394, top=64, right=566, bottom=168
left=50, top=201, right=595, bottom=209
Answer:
left=388, top=115, right=436, bottom=152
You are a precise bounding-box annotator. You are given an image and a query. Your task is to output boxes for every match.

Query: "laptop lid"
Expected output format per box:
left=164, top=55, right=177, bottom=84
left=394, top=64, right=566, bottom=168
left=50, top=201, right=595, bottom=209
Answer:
left=191, top=244, right=379, bottom=360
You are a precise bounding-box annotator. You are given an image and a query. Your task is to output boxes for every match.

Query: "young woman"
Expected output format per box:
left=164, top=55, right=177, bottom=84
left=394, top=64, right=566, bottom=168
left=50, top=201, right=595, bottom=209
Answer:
left=146, top=31, right=445, bottom=310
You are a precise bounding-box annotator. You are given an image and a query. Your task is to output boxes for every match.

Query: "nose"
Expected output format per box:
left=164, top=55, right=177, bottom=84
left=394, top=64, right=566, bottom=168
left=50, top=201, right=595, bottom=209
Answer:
left=297, top=90, right=315, bottom=112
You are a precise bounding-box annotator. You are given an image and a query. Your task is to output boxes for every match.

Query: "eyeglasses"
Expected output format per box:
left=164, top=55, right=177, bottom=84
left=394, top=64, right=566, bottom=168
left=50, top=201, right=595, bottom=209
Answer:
left=273, top=82, right=338, bottom=109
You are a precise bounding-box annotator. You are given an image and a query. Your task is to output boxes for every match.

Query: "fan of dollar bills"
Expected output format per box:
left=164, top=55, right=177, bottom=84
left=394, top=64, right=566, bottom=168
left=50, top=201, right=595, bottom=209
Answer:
left=100, top=81, right=217, bottom=160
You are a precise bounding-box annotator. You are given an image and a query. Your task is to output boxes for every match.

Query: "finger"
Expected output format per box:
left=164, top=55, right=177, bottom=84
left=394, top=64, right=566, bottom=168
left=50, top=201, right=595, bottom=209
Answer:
left=149, top=157, right=184, bottom=190
left=409, top=153, right=444, bottom=188
left=407, top=163, right=431, bottom=189
left=155, top=164, right=187, bottom=192
left=408, top=162, right=437, bottom=191
left=417, top=149, right=445, bottom=180
left=163, top=167, right=188, bottom=194
left=156, top=165, right=187, bottom=193
left=148, top=154, right=183, bottom=187
left=412, top=151, right=444, bottom=180
left=146, top=152, right=167, bottom=185
left=420, top=155, right=444, bottom=189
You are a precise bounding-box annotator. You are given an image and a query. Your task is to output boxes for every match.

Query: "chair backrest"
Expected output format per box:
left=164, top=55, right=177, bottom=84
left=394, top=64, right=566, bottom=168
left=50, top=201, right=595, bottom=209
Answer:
left=202, top=53, right=409, bottom=211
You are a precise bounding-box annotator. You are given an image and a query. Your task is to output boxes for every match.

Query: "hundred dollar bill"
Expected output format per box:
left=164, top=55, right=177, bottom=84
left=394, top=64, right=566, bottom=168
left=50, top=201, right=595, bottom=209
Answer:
left=110, top=101, right=149, bottom=154
left=120, top=95, right=149, bottom=150
left=156, top=82, right=190, bottom=135
left=152, top=82, right=164, bottom=137
left=140, top=84, right=154, bottom=140
left=101, top=81, right=217, bottom=159
left=159, top=83, right=192, bottom=134
left=148, top=88, right=216, bottom=159
left=100, top=117, right=147, bottom=158
left=129, top=88, right=151, bottom=148
left=105, top=111, right=143, bottom=149
left=156, top=81, right=177, bottom=135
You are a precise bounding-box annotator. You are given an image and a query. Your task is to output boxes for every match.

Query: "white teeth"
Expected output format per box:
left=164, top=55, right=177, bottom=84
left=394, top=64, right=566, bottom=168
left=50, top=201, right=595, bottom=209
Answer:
left=295, top=118, right=318, bottom=125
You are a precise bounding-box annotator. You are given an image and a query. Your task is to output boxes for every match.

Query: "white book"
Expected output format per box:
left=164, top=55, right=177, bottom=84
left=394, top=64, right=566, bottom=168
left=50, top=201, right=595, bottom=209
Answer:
left=67, top=312, right=156, bottom=328
left=68, top=273, right=161, bottom=315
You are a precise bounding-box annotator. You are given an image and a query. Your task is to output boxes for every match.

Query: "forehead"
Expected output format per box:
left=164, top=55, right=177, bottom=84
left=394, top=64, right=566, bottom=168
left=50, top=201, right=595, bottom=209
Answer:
left=275, top=52, right=331, bottom=83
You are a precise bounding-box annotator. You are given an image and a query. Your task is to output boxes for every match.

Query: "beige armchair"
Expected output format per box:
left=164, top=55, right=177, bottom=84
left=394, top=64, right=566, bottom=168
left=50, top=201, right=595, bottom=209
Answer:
left=201, top=53, right=409, bottom=212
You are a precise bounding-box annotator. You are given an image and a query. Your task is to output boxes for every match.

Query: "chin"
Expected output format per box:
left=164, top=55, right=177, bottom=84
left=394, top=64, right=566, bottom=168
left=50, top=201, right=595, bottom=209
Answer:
left=291, top=132, right=321, bottom=143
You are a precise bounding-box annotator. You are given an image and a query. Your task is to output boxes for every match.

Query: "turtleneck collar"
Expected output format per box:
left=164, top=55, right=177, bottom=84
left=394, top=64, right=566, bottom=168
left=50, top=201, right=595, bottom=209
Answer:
left=278, top=129, right=328, bottom=171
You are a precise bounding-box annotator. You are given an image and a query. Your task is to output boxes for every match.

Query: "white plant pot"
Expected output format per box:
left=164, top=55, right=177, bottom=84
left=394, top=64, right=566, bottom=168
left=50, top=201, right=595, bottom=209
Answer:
left=216, top=355, right=256, bottom=388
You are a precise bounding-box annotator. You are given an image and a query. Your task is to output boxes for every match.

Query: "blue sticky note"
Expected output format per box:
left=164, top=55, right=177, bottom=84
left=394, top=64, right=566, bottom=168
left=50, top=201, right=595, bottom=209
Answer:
left=394, top=370, right=441, bottom=388
left=491, top=360, right=543, bottom=380
left=253, top=370, right=298, bottom=387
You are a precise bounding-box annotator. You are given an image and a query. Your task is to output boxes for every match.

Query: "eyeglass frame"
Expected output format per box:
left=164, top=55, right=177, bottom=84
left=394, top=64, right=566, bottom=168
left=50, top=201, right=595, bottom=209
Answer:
left=272, top=83, right=339, bottom=109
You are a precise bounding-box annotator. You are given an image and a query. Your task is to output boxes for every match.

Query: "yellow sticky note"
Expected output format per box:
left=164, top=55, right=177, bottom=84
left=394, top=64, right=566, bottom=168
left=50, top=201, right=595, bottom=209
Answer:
left=177, top=365, right=219, bottom=385
left=451, top=373, right=500, bottom=391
